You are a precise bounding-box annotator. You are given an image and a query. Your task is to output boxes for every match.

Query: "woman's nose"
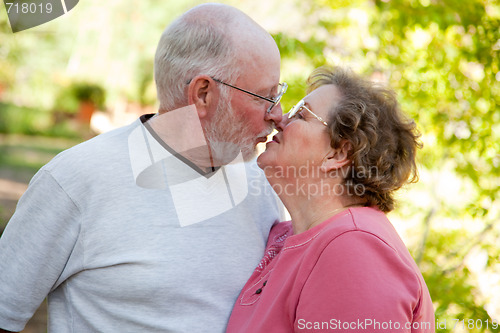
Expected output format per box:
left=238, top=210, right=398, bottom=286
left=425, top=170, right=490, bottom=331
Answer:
left=274, top=112, right=292, bottom=132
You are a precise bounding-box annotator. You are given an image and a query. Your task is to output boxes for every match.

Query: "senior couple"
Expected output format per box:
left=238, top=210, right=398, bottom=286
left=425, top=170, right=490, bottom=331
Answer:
left=0, top=3, right=434, bottom=333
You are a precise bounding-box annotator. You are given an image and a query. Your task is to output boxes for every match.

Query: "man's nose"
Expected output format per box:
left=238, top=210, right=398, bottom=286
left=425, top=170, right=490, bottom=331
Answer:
left=265, top=103, right=283, bottom=126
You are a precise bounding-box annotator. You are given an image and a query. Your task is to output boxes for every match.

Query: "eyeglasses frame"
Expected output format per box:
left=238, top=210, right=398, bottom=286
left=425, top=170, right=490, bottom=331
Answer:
left=211, top=78, right=287, bottom=113
left=288, top=99, right=328, bottom=126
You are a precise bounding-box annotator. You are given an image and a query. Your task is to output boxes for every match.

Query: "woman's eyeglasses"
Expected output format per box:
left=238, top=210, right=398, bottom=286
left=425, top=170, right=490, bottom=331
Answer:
left=288, top=100, right=328, bottom=126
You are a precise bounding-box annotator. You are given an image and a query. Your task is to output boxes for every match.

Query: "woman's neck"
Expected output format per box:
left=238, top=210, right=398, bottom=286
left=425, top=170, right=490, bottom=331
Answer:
left=272, top=177, right=364, bottom=234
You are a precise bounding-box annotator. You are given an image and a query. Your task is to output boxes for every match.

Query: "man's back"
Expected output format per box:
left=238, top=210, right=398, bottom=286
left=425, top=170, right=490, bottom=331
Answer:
left=0, top=3, right=285, bottom=331
left=0, top=117, right=281, bottom=332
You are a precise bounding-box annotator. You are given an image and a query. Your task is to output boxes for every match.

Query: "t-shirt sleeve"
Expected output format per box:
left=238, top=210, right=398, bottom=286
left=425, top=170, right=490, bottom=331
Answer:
left=0, top=169, right=81, bottom=332
left=295, top=231, right=422, bottom=333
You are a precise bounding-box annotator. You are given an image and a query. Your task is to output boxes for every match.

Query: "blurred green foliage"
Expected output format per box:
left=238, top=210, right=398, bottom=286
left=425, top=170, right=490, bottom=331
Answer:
left=70, top=83, right=106, bottom=108
left=0, top=102, right=80, bottom=138
left=0, top=0, right=199, bottom=109
left=54, top=82, right=106, bottom=114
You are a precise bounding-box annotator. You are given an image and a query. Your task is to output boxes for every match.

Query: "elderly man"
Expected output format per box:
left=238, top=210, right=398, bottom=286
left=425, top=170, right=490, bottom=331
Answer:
left=0, top=4, right=285, bottom=333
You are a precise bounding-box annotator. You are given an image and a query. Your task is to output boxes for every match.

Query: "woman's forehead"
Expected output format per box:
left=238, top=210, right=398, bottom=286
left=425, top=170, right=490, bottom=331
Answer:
left=304, top=85, right=341, bottom=111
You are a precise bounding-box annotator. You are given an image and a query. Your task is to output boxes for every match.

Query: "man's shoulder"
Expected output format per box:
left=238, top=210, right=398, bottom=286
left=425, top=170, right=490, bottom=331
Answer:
left=48, top=118, right=141, bottom=167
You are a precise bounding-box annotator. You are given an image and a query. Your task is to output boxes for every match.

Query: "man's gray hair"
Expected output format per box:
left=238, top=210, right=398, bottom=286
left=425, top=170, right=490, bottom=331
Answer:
left=154, top=15, right=240, bottom=111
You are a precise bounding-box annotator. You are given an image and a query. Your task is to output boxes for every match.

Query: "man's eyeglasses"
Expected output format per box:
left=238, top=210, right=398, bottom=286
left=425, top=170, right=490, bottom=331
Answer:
left=212, top=78, right=287, bottom=113
left=288, top=99, right=328, bottom=126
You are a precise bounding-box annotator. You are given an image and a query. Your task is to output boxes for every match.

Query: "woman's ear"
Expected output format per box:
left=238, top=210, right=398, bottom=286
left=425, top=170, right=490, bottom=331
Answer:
left=320, top=140, right=352, bottom=173
left=187, top=75, right=218, bottom=119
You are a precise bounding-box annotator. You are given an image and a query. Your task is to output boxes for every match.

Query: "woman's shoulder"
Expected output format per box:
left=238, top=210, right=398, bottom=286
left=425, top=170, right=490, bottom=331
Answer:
left=316, top=207, right=421, bottom=283
left=273, top=208, right=403, bottom=257
left=320, top=206, right=400, bottom=246
left=289, top=206, right=408, bottom=265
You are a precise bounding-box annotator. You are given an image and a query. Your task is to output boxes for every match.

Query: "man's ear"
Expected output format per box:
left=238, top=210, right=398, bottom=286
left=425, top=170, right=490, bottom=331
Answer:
left=187, top=75, right=219, bottom=119
left=320, top=140, right=352, bottom=173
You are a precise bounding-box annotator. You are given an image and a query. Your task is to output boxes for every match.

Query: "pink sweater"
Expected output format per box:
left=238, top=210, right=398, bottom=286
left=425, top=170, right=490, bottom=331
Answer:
left=227, top=207, right=435, bottom=332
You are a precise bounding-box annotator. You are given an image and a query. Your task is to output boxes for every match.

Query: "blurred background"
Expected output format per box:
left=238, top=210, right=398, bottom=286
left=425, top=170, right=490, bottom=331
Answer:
left=0, top=0, right=499, bottom=332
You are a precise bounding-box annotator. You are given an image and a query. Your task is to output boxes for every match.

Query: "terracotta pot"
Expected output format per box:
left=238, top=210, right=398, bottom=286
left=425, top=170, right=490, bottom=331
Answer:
left=77, top=101, right=96, bottom=125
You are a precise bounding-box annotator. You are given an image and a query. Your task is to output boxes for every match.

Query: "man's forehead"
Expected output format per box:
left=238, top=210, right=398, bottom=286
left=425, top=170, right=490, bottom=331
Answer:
left=235, top=73, right=280, bottom=95
left=236, top=51, right=280, bottom=88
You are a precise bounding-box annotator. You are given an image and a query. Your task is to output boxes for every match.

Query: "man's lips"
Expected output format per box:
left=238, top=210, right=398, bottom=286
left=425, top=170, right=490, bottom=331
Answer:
left=257, top=137, right=268, bottom=143
left=271, top=134, right=280, bottom=144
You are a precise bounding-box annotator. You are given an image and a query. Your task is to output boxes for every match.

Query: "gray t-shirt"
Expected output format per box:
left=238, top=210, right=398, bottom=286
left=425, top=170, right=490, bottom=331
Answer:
left=0, top=116, right=282, bottom=332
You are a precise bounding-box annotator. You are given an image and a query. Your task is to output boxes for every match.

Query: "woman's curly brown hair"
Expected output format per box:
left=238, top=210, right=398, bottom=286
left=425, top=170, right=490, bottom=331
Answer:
left=307, top=66, right=422, bottom=213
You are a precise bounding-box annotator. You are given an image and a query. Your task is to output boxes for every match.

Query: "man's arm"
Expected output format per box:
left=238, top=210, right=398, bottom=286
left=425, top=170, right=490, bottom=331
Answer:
left=0, top=169, right=81, bottom=332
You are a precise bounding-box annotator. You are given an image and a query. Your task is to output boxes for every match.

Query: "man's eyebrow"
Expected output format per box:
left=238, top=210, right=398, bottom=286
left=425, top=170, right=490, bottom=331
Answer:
left=261, top=84, right=279, bottom=96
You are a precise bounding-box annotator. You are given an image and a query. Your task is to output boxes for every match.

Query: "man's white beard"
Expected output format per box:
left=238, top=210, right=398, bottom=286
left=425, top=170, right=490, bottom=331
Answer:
left=205, top=94, right=273, bottom=164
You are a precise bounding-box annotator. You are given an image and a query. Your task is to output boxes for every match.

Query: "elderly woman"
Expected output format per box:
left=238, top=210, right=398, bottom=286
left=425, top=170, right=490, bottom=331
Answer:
left=226, top=67, right=435, bottom=332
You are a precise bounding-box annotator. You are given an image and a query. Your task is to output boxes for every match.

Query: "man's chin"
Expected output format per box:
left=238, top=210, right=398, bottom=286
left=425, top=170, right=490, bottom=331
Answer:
left=209, top=141, right=257, bottom=164
left=241, top=145, right=258, bottom=162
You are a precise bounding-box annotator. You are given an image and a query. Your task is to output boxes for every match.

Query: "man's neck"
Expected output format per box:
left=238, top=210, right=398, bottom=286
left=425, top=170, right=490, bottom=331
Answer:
left=147, top=112, right=217, bottom=170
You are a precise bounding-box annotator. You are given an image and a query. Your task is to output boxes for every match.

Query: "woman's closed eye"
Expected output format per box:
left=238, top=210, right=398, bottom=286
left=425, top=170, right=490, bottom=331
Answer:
left=295, top=109, right=306, bottom=120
